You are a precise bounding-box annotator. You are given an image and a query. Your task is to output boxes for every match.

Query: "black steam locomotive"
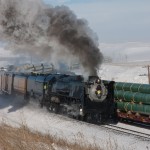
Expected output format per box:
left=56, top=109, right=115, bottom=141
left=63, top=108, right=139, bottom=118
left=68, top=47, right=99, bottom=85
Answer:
left=0, top=70, right=117, bottom=124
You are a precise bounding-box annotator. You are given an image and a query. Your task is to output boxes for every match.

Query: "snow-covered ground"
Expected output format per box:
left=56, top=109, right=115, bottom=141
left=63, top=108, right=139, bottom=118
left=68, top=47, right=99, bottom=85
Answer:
left=0, top=63, right=150, bottom=150
left=99, top=62, right=149, bottom=84
left=0, top=96, right=150, bottom=150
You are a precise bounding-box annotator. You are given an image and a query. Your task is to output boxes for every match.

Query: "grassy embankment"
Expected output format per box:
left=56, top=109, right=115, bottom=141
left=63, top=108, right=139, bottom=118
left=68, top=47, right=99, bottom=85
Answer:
left=0, top=123, right=103, bottom=150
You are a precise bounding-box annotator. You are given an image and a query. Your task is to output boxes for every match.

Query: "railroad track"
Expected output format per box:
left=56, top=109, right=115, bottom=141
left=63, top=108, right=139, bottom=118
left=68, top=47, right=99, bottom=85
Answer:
left=69, top=118, right=150, bottom=140
left=102, top=124, right=150, bottom=140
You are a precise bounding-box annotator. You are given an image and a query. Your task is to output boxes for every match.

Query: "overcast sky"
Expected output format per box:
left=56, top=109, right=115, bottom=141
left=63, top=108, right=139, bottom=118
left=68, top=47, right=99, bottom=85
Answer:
left=43, top=0, right=150, bottom=43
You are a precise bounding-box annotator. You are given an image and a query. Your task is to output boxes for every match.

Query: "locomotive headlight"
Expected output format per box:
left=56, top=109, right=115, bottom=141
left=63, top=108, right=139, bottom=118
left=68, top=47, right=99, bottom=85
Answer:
left=96, top=78, right=101, bottom=84
left=80, top=108, right=83, bottom=116
left=97, top=79, right=100, bottom=83
left=96, top=90, right=101, bottom=95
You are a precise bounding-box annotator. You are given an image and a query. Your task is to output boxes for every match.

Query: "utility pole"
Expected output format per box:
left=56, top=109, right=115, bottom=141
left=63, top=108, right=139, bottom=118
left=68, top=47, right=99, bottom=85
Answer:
left=148, top=65, right=150, bottom=84
left=143, top=65, right=150, bottom=84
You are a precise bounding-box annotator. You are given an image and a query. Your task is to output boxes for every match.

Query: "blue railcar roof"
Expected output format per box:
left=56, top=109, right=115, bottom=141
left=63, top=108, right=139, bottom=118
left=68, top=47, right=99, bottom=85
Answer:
left=28, top=76, right=37, bottom=80
left=36, top=76, right=46, bottom=83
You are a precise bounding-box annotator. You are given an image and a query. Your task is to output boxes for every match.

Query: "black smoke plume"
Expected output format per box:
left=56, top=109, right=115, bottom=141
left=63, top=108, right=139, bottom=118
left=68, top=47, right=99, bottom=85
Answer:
left=0, top=0, right=103, bottom=75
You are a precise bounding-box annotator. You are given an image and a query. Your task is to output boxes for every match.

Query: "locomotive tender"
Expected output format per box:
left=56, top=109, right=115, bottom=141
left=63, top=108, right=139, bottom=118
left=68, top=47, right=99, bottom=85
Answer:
left=0, top=70, right=117, bottom=124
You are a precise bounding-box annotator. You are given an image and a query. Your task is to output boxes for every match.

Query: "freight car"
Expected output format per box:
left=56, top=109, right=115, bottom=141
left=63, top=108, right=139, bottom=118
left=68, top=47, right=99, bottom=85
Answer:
left=114, top=82, right=150, bottom=124
left=0, top=70, right=117, bottom=124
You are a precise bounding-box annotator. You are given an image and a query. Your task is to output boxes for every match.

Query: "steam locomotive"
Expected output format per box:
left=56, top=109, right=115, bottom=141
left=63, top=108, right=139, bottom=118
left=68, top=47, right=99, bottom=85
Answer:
left=0, top=70, right=117, bottom=124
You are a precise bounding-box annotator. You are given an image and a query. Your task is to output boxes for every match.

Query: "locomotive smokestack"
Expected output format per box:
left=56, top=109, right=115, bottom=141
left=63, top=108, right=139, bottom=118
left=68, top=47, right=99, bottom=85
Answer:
left=0, top=0, right=103, bottom=76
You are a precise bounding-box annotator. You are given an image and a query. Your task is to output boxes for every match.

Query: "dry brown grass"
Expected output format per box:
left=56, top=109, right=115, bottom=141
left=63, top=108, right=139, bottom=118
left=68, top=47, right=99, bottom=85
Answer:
left=0, top=123, right=101, bottom=150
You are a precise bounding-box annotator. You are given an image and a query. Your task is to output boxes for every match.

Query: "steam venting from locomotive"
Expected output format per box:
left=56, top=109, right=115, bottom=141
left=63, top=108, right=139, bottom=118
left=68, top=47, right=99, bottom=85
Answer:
left=0, top=0, right=103, bottom=76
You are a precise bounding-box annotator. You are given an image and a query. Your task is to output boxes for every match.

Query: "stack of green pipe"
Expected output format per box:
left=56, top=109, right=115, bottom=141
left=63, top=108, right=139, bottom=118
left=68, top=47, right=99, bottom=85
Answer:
left=117, top=101, right=150, bottom=115
left=114, top=82, right=150, bottom=94
left=114, top=82, right=150, bottom=115
left=114, top=90, right=150, bottom=105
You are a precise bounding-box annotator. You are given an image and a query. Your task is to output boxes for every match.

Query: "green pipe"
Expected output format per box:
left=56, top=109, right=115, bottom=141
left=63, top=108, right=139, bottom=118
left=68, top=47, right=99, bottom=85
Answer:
left=114, top=82, right=150, bottom=94
left=115, top=90, right=150, bottom=105
left=117, top=101, right=150, bottom=115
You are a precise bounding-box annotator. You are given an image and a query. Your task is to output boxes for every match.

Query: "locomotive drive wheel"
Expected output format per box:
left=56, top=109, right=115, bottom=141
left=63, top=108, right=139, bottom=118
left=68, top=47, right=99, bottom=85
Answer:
left=47, top=103, right=59, bottom=114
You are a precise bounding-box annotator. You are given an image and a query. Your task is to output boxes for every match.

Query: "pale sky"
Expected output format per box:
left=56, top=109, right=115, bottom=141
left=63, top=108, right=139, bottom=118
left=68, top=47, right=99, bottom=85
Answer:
left=43, top=0, right=150, bottom=43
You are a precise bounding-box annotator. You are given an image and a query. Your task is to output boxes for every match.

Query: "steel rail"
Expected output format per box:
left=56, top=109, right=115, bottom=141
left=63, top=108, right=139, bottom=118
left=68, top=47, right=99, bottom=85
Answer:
left=102, top=124, right=150, bottom=140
